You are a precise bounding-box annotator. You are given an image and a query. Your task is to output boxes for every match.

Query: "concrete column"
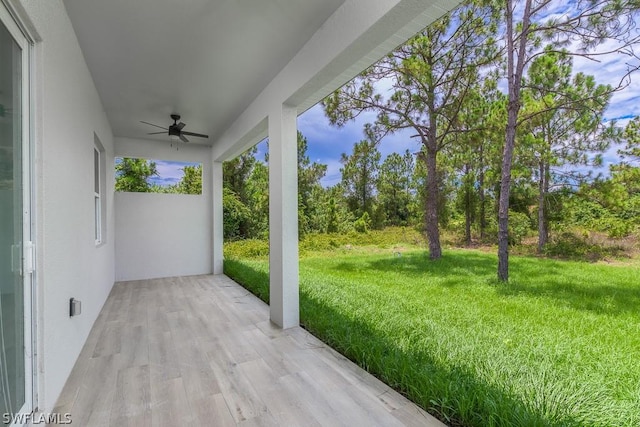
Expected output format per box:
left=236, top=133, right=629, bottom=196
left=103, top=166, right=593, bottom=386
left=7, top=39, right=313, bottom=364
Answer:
left=268, top=103, right=299, bottom=329
left=212, top=160, right=224, bottom=275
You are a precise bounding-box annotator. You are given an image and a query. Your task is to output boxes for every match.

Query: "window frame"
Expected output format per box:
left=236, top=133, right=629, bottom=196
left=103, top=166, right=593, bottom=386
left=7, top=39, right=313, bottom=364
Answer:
left=0, top=0, right=36, bottom=416
left=94, top=146, right=101, bottom=244
left=93, top=135, right=106, bottom=246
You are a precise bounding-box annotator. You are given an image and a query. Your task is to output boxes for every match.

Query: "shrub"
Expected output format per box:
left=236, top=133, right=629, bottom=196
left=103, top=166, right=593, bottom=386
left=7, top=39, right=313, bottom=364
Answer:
left=544, top=230, right=626, bottom=261
left=223, top=188, right=251, bottom=240
left=224, top=239, right=269, bottom=259
left=225, top=227, right=428, bottom=259
left=445, top=213, right=466, bottom=235
left=300, top=233, right=344, bottom=253
left=484, top=210, right=532, bottom=245
left=354, top=212, right=372, bottom=233
left=597, top=217, right=634, bottom=238
left=508, top=210, right=532, bottom=245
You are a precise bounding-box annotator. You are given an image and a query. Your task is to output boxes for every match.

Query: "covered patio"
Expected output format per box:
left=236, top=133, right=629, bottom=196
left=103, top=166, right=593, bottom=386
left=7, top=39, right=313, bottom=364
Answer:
left=62, top=0, right=460, bottom=332
left=1, top=0, right=460, bottom=421
left=52, top=275, right=443, bottom=426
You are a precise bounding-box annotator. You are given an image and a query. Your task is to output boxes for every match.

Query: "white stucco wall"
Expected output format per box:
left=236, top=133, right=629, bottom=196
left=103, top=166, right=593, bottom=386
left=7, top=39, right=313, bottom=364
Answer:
left=16, top=0, right=116, bottom=411
left=114, top=137, right=212, bottom=281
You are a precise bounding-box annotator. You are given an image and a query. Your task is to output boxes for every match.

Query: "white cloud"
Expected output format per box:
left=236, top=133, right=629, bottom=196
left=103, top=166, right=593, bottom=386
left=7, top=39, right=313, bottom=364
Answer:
left=379, top=128, right=421, bottom=158
left=569, top=66, right=640, bottom=154
left=550, top=24, right=640, bottom=122
left=152, top=159, right=199, bottom=186
left=298, top=104, right=374, bottom=143
left=320, top=158, right=344, bottom=187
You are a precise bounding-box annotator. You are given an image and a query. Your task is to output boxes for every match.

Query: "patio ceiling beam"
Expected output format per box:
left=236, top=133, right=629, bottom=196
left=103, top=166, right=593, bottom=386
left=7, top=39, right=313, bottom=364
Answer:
left=210, top=0, right=459, bottom=162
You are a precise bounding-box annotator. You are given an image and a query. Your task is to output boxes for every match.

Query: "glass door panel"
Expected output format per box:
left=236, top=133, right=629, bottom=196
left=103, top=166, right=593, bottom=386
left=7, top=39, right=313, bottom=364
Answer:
left=0, top=16, right=25, bottom=419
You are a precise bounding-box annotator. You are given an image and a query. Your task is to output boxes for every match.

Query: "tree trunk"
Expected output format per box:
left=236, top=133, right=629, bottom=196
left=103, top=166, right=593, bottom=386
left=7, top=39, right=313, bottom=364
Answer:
left=544, top=163, right=550, bottom=223
left=498, top=111, right=517, bottom=282
left=465, top=190, right=472, bottom=246
left=479, top=145, right=486, bottom=240
left=392, top=187, right=398, bottom=225
left=424, top=144, right=442, bottom=259
left=498, top=0, right=531, bottom=282
left=361, top=166, right=367, bottom=216
left=464, top=164, right=472, bottom=246
left=537, top=160, right=548, bottom=253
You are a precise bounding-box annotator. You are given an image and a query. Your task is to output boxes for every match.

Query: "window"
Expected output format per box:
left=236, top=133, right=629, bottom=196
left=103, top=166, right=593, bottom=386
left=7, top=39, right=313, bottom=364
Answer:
left=94, top=135, right=106, bottom=245
left=94, top=147, right=101, bottom=244
left=114, top=157, right=202, bottom=195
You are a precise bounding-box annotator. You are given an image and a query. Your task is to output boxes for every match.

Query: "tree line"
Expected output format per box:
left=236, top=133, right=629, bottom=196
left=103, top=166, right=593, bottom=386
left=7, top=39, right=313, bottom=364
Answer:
left=323, top=0, right=640, bottom=280
left=222, top=121, right=640, bottom=246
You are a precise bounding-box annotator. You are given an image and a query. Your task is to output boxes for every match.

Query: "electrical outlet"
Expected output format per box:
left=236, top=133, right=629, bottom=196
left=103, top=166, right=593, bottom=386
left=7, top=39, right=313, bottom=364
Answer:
left=69, top=298, right=81, bottom=317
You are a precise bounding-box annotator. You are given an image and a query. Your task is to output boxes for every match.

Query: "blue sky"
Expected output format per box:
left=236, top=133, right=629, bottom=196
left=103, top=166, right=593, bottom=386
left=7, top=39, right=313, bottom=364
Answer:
left=150, top=160, right=200, bottom=187
left=262, top=40, right=640, bottom=187
left=252, top=106, right=419, bottom=187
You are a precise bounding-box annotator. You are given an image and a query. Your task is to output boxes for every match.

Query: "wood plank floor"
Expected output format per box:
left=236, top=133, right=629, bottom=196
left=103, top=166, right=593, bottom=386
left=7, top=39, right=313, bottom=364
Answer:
left=52, top=275, right=444, bottom=426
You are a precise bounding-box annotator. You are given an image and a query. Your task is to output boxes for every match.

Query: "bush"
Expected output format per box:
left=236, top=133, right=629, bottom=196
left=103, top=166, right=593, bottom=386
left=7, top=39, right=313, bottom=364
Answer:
left=225, top=227, right=428, bottom=259
left=354, top=212, right=372, bottom=233
left=300, top=233, right=344, bottom=253
left=224, top=239, right=269, bottom=259
left=596, top=217, right=634, bottom=238
left=508, top=210, right=532, bottom=245
left=562, top=197, right=638, bottom=238
left=223, top=188, right=251, bottom=239
left=446, top=213, right=466, bottom=235
left=484, top=210, right=532, bottom=245
left=544, top=230, right=626, bottom=261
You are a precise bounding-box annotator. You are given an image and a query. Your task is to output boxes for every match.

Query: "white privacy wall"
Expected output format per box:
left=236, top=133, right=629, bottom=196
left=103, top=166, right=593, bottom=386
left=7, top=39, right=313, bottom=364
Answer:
left=115, top=137, right=212, bottom=281
left=18, top=0, right=116, bottom=411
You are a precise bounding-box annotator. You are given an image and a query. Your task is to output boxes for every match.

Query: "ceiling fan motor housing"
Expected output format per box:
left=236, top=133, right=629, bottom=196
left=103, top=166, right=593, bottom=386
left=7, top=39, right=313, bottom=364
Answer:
left=169, top=114, right=184, bottom=135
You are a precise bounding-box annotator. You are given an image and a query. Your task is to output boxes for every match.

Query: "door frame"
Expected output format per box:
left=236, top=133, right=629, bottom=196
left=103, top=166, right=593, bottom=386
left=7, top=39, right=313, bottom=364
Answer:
left=0, top=0, right=35, bottom=419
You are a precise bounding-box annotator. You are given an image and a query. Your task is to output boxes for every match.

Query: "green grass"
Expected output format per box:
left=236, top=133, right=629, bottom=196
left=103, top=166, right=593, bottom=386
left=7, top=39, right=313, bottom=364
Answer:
left=224, top=242, right=640, bottom=426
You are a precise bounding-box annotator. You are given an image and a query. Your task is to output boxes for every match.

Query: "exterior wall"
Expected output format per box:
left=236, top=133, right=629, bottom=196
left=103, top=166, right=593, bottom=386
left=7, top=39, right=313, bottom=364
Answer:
left=18, top=0, right=116, bottom=411
left=114, top=137, right=212, bottom=281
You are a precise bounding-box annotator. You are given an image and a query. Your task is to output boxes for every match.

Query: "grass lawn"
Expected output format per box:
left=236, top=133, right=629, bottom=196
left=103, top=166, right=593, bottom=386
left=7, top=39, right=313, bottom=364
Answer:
left=224, top=245, right=640, bottom=426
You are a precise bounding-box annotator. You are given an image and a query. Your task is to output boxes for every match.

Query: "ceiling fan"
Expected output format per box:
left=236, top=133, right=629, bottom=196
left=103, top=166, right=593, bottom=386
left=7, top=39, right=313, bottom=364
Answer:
left=141, top=114, right=209, bottom=143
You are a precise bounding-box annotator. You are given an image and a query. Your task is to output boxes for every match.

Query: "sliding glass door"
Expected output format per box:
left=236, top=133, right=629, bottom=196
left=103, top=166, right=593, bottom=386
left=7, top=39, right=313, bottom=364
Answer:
left=0, top=3, right=32, bottom=422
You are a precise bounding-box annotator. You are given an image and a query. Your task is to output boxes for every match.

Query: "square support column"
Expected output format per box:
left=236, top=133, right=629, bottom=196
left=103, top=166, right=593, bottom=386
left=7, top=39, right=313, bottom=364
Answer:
left=212, top=160, right=224, bottom=275
left=268, top=103, right=299, bottom=329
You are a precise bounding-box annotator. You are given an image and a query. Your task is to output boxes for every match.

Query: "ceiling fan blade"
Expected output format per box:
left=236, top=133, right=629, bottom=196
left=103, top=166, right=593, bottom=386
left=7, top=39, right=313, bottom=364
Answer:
left=140, top=121, right=168, bottom=130
left=181, top=131, right=209, bottom=138
left=179, top=134, right=189, bottom=143
left=147, top=131, right=166, bottom=135
left=177, top=122, right=186, bottom=130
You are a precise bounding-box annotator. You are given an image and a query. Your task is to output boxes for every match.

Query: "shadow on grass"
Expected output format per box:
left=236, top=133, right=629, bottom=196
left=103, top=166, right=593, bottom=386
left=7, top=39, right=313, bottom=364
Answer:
left=336, top=251, right=640, bottom=316
left=495, top=277, right=640, bottom=316
left=224, top=259, right=591, bottom=427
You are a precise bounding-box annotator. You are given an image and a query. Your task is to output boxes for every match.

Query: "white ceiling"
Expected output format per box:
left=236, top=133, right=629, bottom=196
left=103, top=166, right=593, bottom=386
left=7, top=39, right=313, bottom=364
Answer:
left=63, top=0, right=345, bottom=145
